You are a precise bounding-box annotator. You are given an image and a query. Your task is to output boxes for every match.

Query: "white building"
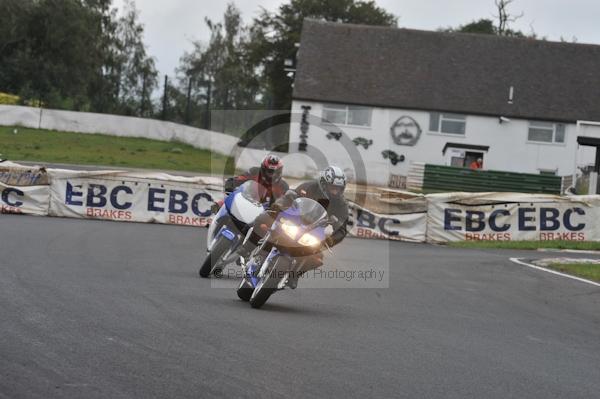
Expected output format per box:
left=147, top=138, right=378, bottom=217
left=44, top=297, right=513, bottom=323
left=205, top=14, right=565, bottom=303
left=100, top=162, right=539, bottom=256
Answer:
left=286, top=20, right=600, bottom=189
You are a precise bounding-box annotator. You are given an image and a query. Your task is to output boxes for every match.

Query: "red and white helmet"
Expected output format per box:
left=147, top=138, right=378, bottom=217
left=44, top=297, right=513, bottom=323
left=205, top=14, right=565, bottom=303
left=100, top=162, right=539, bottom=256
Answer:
left=260, top=154, right=283, bottom=185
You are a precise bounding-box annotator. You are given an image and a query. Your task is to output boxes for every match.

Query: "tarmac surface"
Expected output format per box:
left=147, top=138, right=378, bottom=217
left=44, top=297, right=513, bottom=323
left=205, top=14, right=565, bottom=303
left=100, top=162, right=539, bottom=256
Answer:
left=1, top=214, right=599, bottom=398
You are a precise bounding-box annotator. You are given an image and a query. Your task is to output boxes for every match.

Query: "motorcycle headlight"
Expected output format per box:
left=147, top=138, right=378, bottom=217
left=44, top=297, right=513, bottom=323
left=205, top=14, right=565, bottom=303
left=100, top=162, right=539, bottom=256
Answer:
left=280, top=220, right=299, bottom=239
left=298, top=233, right=320, bottom=247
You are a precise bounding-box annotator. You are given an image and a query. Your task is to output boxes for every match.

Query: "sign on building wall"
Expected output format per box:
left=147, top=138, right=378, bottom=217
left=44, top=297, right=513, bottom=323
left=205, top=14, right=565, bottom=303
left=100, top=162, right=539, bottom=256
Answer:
left=390, top=116, right=422, bottom=146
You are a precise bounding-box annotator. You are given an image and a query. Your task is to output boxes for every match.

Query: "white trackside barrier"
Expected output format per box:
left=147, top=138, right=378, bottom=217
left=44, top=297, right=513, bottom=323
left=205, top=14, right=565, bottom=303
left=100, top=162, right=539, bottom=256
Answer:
left=0, top=162, right=51, bottom=215
left=0, top=181, right=50, bottom=216
left=0, top=105, right=239, bottom=157
left=48, top=168, right=224, bottom=227
left=426, top=193, right=600, bottom=243
left=347, top=201, right=427, bottom=242
left=2, top=161, right=600, bottom=243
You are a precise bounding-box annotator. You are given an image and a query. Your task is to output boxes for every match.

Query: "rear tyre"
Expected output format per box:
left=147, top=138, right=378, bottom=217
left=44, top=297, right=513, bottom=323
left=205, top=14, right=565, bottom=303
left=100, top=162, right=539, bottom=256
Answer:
left=199, top=236, right=230, bottom=278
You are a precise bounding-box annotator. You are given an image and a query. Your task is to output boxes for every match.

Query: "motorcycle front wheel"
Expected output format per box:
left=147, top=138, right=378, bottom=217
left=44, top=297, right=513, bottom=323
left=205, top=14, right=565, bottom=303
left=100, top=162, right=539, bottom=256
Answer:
left=249, top=256, right=290, bottom=309
left=236, top=278, right=254, bottom=302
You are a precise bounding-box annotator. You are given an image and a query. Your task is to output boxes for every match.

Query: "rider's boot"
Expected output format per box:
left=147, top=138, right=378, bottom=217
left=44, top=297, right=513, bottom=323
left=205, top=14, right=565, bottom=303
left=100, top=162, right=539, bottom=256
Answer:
left=286, top=271, right=305, bottom=289
left=236, top=227, right=262, bottom=261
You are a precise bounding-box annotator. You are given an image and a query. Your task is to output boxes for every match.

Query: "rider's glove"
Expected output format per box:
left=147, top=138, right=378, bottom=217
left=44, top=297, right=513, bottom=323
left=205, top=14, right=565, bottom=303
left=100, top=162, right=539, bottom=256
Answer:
left=271, top=190, right=298, bottom=213
left=324, top=224, right=334, bottom=237
left=270, top=202, right=283, bottom=213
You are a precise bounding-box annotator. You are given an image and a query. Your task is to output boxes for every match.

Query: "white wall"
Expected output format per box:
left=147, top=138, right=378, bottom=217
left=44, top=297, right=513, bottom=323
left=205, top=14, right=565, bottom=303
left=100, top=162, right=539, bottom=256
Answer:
left=289, top=100, right=600, bottom=186
left=0, top=105, right=239, bottom=157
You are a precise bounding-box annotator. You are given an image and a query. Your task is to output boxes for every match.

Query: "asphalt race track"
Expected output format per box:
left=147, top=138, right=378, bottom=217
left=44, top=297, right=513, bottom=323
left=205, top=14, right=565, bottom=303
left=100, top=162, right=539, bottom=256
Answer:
left=1, top=214, right=599, bottom=399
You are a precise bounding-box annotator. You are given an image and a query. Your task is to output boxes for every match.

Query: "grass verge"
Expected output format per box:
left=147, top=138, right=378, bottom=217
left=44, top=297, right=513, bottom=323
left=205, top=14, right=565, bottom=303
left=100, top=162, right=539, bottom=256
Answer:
left=448, top=240, right=600, bottom=251
left=547, top=263, right=600, bottom=283
left=0, top=126, right=231, bottom=174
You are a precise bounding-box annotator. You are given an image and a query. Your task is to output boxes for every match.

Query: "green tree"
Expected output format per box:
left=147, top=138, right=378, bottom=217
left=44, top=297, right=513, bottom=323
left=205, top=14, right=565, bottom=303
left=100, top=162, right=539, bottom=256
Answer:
left=175, top=3, right=259, bottom=127
left=113, top=0, right=158, bottom=116
left=248, top=0, right=398, bottom=110
left=0, top=0, right=35, bottom=96
left=452, top=19, right=497, bottom=35
left=85, top=0, right=122, bottom=113
left=27, top=0, right=112, bottom=109
left=0, top=0, right=156, bottom=115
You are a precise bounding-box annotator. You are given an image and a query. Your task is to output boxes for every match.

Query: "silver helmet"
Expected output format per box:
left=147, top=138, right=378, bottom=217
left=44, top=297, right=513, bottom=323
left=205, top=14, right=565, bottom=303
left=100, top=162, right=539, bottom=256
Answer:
left=318, top=165, right=347, bottom=199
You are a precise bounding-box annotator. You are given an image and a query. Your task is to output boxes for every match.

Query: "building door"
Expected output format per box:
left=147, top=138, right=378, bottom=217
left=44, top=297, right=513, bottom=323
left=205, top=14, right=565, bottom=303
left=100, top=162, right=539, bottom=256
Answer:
left=443, top=143, right=489, bottom=168
left=464, top=152, right=484, bottom=169
left=576, top=136, right=600, bottom=194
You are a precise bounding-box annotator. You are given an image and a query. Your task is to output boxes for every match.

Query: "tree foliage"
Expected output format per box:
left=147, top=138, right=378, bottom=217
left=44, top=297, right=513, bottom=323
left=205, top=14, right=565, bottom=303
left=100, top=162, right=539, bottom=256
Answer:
left=0, top=0, right=157, bottom=115
left=178, top=4, right=259, bottom=111
left=247, top=0, right=398, bottom=109
left=174, top=0, right=398, bottom=121
left=3, top=0, right=554, bottom=131
left=442, top=0, right=530, bottom=38
left=172, top=3, right=260, bottom=129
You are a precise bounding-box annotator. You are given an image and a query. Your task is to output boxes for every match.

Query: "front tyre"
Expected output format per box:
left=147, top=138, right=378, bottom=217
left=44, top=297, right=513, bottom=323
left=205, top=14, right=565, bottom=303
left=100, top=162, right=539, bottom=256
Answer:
left=249, top=284, right=276, bottom=309
left=236, top=278, right=254, bottom=302
left=249, top=256, right=289, bottom=309
left=199, top=236, right=230, bottom=278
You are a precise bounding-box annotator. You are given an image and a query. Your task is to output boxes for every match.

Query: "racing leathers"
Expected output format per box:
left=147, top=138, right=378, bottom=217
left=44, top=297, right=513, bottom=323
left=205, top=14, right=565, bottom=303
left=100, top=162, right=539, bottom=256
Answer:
left=238, top=179, right=349, bottom=277
left=223, top=167, right=289, bottom=206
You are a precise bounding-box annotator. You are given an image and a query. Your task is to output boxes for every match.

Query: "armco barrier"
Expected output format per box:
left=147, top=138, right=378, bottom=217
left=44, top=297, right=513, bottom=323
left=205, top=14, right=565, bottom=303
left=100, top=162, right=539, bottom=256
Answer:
left=2, top=162, right=599, bottom=243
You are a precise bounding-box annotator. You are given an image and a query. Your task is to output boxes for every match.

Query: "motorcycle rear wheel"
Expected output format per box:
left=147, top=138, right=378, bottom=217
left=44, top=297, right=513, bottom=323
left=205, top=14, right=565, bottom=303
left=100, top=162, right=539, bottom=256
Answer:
left=199, top=236, right=230, bottom=278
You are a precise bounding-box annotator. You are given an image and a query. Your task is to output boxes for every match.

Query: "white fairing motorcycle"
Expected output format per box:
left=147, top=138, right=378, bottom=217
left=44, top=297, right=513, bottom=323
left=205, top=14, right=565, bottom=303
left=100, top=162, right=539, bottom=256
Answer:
left=199, top=181, right=267, bottom=278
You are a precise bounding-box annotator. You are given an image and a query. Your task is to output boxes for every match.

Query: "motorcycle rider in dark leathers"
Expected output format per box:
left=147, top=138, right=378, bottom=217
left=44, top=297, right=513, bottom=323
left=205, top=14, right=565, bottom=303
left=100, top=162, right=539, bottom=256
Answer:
left=237, top=165, right=349, bottom=288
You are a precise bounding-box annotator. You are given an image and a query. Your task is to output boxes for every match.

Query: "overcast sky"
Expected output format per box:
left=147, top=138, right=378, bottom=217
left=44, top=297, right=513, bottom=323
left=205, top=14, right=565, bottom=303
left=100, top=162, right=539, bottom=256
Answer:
left=113, top=0, right=600, bottom=79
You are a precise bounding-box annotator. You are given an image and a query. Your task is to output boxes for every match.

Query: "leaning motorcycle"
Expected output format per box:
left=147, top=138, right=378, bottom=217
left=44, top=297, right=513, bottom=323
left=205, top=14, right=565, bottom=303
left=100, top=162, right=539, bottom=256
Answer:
left=237, top=197, right=332, bottom=309
left=199, top=181, right=267, bottom=278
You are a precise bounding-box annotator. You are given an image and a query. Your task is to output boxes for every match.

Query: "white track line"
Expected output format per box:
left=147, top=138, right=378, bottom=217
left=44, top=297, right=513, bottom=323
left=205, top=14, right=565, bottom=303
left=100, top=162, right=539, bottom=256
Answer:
left=510, top=258, right=600, bottom=288
left=537, top=248, right=600, bottom=255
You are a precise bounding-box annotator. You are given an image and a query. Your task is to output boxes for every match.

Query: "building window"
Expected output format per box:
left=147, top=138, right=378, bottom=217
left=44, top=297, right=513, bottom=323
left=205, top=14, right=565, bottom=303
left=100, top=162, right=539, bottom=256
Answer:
left=429, top=113, right=466, bottom=135
left=528, top=122, right=566, bottom=144
left=322, top=104, right=372, bottom=127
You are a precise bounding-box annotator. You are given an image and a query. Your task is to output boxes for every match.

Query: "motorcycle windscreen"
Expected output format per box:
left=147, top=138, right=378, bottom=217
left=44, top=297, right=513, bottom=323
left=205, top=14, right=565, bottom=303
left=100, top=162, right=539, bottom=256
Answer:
left=238, top=180, right=269, bottom=205
left=292, top=197, right=327, bottom=226
left=230, top=181, right=265, bottom=224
